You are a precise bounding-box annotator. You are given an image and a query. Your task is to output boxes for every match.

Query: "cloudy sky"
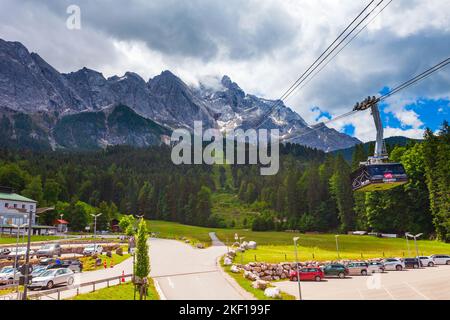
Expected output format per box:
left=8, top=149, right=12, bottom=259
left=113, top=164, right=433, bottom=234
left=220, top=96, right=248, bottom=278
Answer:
left=1, top=0, right=449, bottom=142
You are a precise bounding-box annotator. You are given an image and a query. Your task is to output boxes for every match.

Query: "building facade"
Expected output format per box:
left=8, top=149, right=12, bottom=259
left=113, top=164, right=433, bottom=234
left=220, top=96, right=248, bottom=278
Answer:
left=0, top=187, right=37, bottom=227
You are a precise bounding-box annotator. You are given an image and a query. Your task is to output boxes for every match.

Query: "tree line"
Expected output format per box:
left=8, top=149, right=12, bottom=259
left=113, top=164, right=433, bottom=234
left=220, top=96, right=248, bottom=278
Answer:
left=0, top=122, right=448, bottom=241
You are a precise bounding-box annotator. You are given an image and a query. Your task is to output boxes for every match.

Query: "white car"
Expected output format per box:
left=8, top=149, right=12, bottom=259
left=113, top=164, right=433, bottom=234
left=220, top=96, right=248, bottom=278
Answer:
left=430, top=255, right=450, bottom=265
left=0, top=267, right=21, bottom=284
left=383, top=258, right=405, bottom=271
left=417, top=256, right=435, bottom=267
left=367, top=261, right=385, bottom=273
left=29, top=268, right=74, bottom=290
left=82, top=244, right=103, bottom=256
left=7, top=247, right=35, bottom=260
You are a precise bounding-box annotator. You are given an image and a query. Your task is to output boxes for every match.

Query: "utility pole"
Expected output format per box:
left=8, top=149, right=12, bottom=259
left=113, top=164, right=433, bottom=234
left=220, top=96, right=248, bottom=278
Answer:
left=405, top=233, right=411, bottom=257
left=239, top=237, right=245, bottom=265
left=91, top=213, right=103, bottom=253
left=335, top=235, right=340, bottom=260
left=293, top=237, right=302, bottom=300
left=22, top=211, right=33, bottom=300
left=406, top=233, right=423, bottom=265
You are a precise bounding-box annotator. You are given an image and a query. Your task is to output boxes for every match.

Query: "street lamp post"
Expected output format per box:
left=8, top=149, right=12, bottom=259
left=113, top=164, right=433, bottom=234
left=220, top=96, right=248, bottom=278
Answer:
left=293, top=237, right=302, bottom=300
left=22, top=214, right=28, bottom=244
left=11, top=224, right=21, bottom=291
left=0, top=215, right=3, bottom=237
left=405, top=233, right=411, bottom=257
left=335, top=235, right=340, bottom=260
left=239, top=237, right=245, bottom=265
left=406, top=233, right=423, bottom=265
left=90, top=213, right=103, bottom=253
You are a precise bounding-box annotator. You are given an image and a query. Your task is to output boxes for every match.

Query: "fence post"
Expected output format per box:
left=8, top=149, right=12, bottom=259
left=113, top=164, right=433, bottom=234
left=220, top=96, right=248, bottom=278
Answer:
left=57, top=290, right=61, bottom=300
left=107, top=280, right=109, bottom=288
left=285, top=254, right=287, bottom=261
left=254, top=255, right=257, bottom=262
left=93, top=283, right=95, bottom=292
left=77, top=288, right=79, bottom=296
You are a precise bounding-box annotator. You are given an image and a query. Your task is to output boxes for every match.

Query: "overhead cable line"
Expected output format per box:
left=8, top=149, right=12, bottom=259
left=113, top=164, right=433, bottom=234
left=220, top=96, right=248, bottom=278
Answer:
left=283, top=56, right=450, bottom=142
left=255, top=0, right=383, bottom=129
left=285, top=0, right=394, bottom=103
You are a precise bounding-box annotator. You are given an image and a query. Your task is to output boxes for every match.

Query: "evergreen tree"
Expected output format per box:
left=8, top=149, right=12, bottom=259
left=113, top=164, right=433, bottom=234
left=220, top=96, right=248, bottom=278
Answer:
left=135, top=218, right=150, bottom=300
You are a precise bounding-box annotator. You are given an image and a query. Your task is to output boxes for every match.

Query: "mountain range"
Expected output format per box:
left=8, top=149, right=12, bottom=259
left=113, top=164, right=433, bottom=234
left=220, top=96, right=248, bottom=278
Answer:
left=0, top=38, right=361, bottom=151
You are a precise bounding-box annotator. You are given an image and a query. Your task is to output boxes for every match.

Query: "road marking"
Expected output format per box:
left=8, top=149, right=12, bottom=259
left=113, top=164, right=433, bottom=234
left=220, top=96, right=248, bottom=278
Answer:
left=154, top=279, right=167, bottom=300
left=383, top=286, right=395, bottom=300
left=356, top=289, right=365, bottom=300
left=403, top=282, right=430, bottom=300
left=153, top=270, right=218, bottom=279
left=167, top=277, right=175, bottom=289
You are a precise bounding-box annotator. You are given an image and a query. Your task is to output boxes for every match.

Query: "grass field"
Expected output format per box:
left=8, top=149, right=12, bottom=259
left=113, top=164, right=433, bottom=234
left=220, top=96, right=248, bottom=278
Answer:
left=71, top=280, right=159, bottom=300
left=147, top=220, right=450, bottom=262
left=0, top=235, right=62, bottom=245
left=79, top=250, right=131, bottom=271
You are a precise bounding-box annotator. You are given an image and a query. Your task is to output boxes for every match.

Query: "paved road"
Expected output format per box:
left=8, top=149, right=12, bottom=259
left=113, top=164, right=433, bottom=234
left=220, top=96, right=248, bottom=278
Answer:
left=27, top=236, right=247, bottom=300
left=275, top=266, right=450, bottom=300
left=150, top=237, right=248, bottom=300
left=28, top=255, right=133, bottom=300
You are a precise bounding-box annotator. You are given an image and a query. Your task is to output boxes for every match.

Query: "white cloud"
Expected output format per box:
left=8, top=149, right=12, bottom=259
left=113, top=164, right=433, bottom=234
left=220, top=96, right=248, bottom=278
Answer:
left=0, top=0, right=449, bottom=141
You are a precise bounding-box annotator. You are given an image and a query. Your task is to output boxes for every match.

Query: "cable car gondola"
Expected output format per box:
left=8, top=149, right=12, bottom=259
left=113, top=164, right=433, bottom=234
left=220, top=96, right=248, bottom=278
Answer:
left=351, top=97, right=408, bottom=192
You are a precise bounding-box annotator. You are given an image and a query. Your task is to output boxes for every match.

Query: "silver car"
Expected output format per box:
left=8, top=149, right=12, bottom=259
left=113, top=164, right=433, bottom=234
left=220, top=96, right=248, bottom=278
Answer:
left=29, top=268, right=75, bottom=290
left=367, top=261, right=385, bottom=273
left=346, top=262, right=369, bottom=276
left=0, top=267, right=21, bottom=284
left=7, top=247, right=35, bottom=260
left=35, top=243, right=62, bottom=258
left=383, top=258, right=405, bottom=271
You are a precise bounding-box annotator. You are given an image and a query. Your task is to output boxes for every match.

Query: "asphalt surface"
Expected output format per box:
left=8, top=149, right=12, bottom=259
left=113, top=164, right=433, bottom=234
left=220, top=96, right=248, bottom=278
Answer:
left=275, top=266, right=450, bottom=300
left=150, top=236, right=247, bottom=300
left=23, top=236, right=246, bottom=300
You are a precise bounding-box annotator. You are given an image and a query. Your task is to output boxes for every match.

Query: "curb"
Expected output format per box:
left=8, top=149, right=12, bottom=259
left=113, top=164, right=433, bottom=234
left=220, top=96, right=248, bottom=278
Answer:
left=153, top=279, right=167, bottom=300
left=216, top=256, right=257, bottom=300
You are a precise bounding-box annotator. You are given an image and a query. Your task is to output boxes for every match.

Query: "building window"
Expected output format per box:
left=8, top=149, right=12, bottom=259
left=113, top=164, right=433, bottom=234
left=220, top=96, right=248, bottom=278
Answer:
left=13, top=204, right=17, bottom=208
left=22, top=204, right=26, bottom=209
left=30, top=205, right=34, bottom=210
left=4, top=203, right=8, bottom=208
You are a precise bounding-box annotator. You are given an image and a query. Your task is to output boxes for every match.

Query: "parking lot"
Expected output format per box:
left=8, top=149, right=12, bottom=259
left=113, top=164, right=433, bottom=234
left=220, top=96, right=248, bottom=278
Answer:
left=276, top=266, right=450, bottom=300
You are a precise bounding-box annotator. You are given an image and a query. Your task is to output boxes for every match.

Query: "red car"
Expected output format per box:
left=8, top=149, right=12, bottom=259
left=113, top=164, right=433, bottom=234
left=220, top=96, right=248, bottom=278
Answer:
left=290, top=267, right=324, bottom=282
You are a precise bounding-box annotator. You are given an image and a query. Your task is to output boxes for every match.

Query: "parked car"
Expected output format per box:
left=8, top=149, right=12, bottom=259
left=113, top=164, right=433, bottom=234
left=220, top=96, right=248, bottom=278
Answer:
left=0, top=267, right=20, bottom=285
left=39, top=258, right=57, bottom=266
left=29, top=268, right=75, bottom=290
left=47, top=260, right=83, bottom=273
left=430, top=255, right=450, bottom=265
left=404, top=258, right=420, bottom=269
left=367, top=261, right=385, bottom=273
left=346, top=262, right=369, bottom=276
left=323, top=264, right=349, bottom=279
left=7, top=247, right=34, bottom=260
left=83, top=244, right=103, bottom=256
left=417, top=256, right=434, bottom=267
left=31, top=265, right=50, bottom=278
left=0, top=248, right=11, bottom=259
left=289, top=267, right=324, bottom=282
left=35, top=243, right=62, bottom=258
left=383, top=258, right=405, bottom=271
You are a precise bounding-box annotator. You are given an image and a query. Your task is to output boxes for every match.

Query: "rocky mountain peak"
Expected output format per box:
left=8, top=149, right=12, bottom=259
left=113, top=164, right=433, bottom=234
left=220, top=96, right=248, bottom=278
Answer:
left=221, top=75, right=245, bottom=96
left=0, top=38, right=361, bottom=151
